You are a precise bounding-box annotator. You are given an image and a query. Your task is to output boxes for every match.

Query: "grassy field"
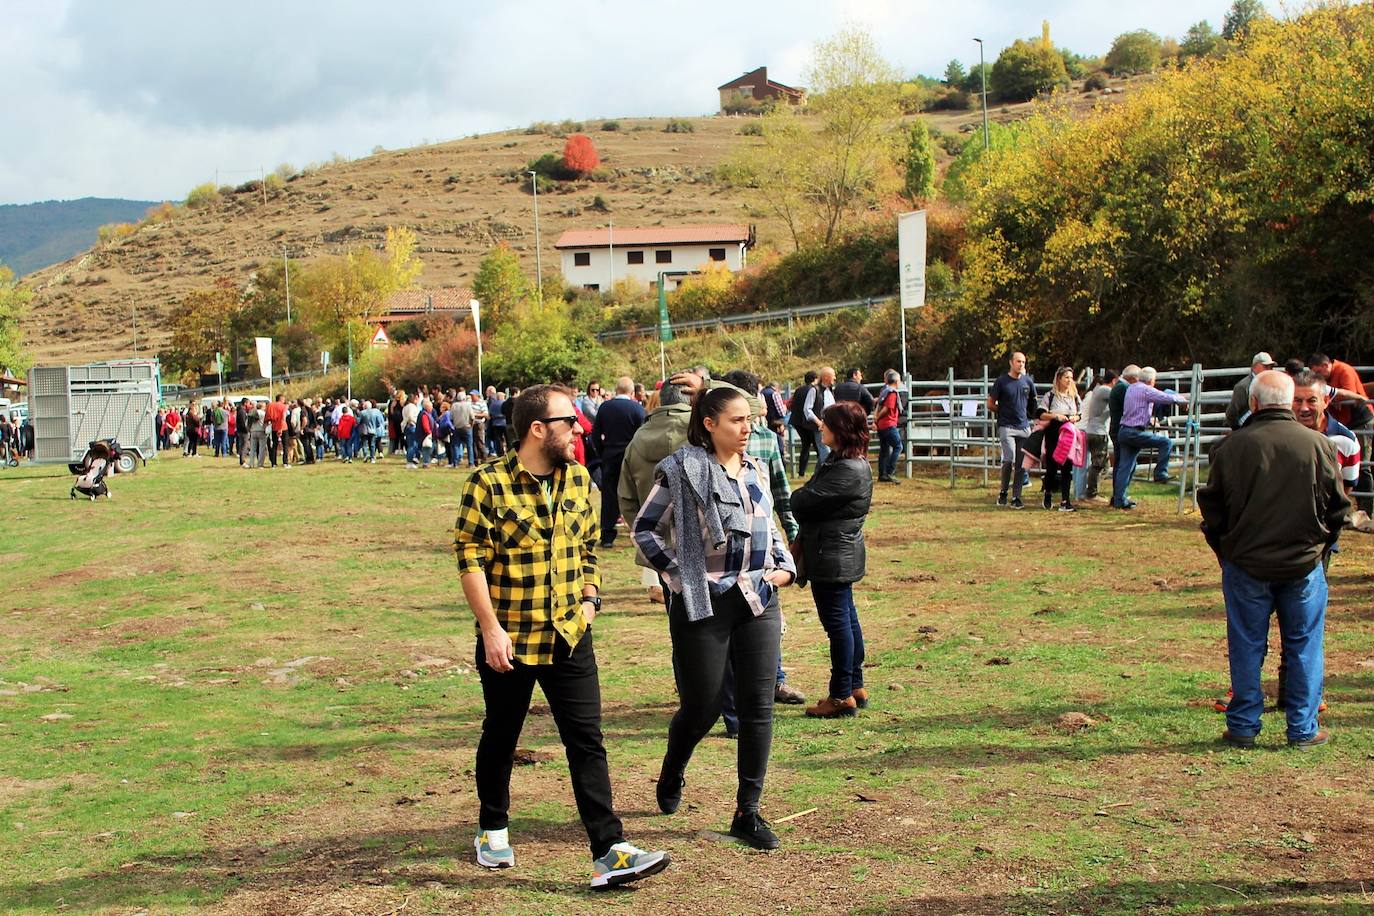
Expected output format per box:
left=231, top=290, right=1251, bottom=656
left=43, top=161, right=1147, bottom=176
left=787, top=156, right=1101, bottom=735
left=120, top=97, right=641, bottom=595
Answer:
left=1, top=452, right=1371, bottom=914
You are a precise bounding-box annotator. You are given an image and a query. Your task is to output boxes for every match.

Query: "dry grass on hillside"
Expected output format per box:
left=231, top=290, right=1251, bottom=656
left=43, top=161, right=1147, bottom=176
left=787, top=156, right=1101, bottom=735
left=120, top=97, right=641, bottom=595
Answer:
left=22, top=78, right=1139, bottom=366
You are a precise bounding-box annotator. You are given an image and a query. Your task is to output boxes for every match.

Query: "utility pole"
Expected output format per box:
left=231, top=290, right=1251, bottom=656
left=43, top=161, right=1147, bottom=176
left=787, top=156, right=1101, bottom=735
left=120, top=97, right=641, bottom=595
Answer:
left=974, top=38, right=990, bottom=150
left=283, top=244, right=292, bottom=325
left=528, top=170, right=542, bottom=301
left=131, top=298, right=138, bottom=354
left=608, top=218, right=614, bottom=291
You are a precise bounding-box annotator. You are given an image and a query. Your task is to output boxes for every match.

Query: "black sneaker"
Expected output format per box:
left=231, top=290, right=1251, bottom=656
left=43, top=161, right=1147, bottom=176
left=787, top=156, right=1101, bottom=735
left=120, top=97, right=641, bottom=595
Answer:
left=1221, top=730, right=1256, bottom=750
left=1010, top=497, right=1024, bottom=509
left=656, top=769, right=685, bottom=814
left=1043, top=490, right=1053, bottom=510
left=996, top=492, right=1008, bottom=507
left=728, top=811, right=779, bottom=850
left=1058, top=501, right=1077, bottom=512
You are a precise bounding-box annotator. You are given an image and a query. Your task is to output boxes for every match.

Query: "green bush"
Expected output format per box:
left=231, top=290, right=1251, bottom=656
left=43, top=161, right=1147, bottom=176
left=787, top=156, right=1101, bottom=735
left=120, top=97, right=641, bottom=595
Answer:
left=663, top=119, right=695, bottom=133
left=526, top=152, right=576, bottom=182
left=738, top=121, right=764, bottom=136
left=185, top=183, right=220, bottom=209
left=1084, top=72, right=1109, bottom=92
left=600, top=120, right=621, bottom=131
left=1106, top=30, right=1163, bottom=75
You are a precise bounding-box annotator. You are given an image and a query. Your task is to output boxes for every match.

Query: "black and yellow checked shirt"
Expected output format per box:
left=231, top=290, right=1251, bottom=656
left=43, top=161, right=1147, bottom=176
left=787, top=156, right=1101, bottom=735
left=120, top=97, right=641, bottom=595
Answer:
left=454, top=451, right=600, bottom=664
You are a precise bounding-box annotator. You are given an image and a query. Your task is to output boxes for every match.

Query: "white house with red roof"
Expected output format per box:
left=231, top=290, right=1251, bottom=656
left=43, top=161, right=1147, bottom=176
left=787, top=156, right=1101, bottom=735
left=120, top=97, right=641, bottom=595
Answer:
left=553, top=224, right=754, bottom=291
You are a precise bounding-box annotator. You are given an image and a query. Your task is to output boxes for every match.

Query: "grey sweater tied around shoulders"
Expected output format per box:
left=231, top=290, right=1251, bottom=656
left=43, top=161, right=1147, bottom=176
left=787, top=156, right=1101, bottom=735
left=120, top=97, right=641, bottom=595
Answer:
left=656, top=444, right=750, bottom=622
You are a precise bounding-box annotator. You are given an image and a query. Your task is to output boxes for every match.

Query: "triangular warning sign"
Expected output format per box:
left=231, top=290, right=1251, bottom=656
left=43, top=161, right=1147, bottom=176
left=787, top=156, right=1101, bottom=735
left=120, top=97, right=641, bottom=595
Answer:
left=371, top=325, right=390, bottom=348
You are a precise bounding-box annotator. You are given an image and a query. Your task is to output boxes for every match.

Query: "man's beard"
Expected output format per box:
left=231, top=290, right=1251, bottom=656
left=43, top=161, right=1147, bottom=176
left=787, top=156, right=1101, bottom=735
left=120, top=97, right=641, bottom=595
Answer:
left=542, top=435, right=571, bottom=468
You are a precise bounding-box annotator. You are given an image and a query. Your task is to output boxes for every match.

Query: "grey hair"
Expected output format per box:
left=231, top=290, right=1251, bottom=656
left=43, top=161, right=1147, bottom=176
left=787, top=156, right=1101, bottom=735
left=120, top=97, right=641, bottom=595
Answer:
left=1138, top=366, right=1157, bottom=384
left=1122, top=364, right=1141, bottom=381
left=658, top=382, right=686, bottom=407
left=1250, top=369, right=1295, bottom=409
left=885, top=369, right=900, bottom=384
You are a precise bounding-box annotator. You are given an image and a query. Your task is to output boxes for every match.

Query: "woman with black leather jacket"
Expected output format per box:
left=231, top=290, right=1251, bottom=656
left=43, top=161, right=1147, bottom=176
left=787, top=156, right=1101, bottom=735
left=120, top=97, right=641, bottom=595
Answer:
left=791, top=400, right=873, bottom=718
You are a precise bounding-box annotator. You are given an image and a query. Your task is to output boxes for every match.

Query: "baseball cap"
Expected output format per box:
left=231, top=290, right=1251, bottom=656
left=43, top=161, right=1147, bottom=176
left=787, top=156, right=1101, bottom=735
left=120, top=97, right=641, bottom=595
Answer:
left=1251, top=351, right=1276, bottom=367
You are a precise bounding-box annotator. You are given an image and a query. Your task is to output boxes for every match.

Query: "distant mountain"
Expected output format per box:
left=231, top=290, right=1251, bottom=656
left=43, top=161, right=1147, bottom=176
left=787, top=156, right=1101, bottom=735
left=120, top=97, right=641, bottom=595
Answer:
left=0, top=197, right=162, bottom=277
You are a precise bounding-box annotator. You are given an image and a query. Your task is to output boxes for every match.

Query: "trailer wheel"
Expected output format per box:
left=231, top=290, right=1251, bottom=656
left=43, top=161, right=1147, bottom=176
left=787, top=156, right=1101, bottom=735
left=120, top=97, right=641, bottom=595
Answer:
left=116, top=454, right=138, bottom=474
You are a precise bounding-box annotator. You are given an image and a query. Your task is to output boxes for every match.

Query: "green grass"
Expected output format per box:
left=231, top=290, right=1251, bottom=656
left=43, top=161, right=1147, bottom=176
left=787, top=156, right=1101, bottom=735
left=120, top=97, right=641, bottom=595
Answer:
left=1, top=456, right=1371, bottom=913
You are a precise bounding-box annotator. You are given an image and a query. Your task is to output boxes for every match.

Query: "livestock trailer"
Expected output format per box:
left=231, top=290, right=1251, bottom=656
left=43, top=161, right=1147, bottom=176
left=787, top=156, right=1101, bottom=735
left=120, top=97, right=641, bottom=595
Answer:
left=27, top=359, right=161, bottom=472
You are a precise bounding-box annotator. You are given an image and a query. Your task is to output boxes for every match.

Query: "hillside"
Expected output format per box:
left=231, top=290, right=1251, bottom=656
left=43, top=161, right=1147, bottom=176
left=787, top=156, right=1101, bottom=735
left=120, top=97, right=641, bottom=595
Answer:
left=21, top=80, right=1136, bottom=366
left=0, top=197, right=160, bottom=278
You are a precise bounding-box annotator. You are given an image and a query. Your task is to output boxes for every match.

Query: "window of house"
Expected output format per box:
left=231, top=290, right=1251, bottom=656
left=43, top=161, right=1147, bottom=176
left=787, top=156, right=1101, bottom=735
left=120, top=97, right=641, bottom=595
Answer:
left=655, top=250, right=672, bottom=264
left=708, top=248, right=726, bottom=262
left=627, top=250, right=644, bottom=265
left=583, top=283, right=600, bottom=292
left=574, top=251, right=591, bottom=267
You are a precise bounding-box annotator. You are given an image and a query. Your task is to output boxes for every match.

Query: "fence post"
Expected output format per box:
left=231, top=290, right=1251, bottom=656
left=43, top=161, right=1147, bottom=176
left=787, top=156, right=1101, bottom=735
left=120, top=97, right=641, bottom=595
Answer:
left=903, top=373, right=913, bottom=480
left=1176, top=362, right=1203, bottom=514
left=981, top=364, right=990, bottom=488
left=948, top=366, right=957, bottom=488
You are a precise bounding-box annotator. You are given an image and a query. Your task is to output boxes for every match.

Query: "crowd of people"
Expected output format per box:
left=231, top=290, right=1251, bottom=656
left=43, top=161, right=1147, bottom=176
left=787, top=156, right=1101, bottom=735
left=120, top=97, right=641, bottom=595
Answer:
left=135, top=351, right=1369, bottom=887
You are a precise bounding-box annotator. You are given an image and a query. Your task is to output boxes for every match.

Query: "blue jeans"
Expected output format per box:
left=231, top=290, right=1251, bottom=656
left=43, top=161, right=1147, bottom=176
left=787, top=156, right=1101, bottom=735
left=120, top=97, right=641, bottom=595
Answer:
left=455, top=428, right=474, bottom=466
left=877, top=427, right=902, bottom=479
left=1222, top=560, right=1326, bottom=742
left=404, top=426, right=420, bottom=464
left=1111, top=426, right=1172, bottom=506
left=810, top=581, right=865, bottom=700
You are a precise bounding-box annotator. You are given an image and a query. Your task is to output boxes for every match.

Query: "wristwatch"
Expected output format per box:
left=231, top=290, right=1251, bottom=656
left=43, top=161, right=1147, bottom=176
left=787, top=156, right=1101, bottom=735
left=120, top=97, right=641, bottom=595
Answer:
left=581, top=595, right=602, bottom=612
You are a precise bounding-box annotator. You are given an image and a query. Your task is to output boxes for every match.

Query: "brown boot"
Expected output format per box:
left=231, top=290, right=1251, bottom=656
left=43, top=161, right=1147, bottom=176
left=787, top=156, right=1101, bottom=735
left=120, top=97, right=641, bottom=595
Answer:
left=805, top=696, right=858, bottom=718
left=851, top=687, right=869, bottom=709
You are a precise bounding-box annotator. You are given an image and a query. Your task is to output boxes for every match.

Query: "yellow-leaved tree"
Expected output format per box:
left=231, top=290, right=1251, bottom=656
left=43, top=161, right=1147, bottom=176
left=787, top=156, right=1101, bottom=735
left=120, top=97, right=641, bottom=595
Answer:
left=301, top=226, right=423, bottom=357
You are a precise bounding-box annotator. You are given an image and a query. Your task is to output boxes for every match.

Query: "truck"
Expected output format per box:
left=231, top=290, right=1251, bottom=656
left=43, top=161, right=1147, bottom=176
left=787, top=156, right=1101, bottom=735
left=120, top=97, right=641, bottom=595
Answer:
left=27, top=359, right=161, bottom=473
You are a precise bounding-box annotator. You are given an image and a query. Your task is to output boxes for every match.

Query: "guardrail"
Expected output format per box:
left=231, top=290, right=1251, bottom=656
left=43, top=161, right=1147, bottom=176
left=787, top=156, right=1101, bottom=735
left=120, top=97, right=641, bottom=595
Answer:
left=594, top=295, right=894, bottom=342
left=171, top=368, right=335, bottom=403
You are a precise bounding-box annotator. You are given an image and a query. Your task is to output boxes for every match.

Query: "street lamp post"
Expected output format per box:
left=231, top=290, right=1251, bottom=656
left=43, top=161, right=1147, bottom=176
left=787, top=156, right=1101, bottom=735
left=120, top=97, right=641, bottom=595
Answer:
left=974, top=38, right=990, bottom=151
left=528, top=170, right=543, bottom=301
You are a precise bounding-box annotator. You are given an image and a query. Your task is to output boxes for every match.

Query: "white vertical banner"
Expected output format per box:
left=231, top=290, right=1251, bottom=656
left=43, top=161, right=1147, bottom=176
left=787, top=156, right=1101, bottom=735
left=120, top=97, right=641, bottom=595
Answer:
left=255, top=337, right=273, bottom=378
left=469, top=298, right=481, bottom=336
left=898, top=210, right=928, bottom=310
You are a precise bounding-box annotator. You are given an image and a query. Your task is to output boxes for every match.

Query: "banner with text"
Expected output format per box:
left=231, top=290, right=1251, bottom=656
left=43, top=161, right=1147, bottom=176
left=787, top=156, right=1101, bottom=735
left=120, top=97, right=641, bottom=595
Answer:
left=898, top=210, right=927, bottom=310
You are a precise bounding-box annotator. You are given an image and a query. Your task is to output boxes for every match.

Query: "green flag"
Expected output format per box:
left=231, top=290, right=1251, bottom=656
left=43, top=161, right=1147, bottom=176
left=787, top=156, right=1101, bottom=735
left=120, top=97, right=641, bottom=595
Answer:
left=657, top=278, right=673, bottom=343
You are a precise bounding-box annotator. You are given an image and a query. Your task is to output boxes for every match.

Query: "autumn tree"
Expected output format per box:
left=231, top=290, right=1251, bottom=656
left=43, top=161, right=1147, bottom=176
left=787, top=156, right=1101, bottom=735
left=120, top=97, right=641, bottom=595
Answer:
left=162, top=277, right=239, bottom=379
left=472, top=243, right=532, bottom=326
left=724, top=25, right=903, bottom=248
left=299, top=225, right=423, bottom=357
left=1106, top=30, right=1164, bottom=75
left=1180, top=21, right=1221, bottom=60
left=0, top=266, right=33, bottom=374
left=991, top=38, right=1069, bottom=101
left=562, top=134, right=600, bottom=176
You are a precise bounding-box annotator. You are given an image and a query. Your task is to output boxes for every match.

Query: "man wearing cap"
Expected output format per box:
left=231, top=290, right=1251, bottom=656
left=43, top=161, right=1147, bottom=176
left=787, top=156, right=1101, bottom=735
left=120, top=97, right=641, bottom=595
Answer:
left=1225, top=352, right=1277, bottom=430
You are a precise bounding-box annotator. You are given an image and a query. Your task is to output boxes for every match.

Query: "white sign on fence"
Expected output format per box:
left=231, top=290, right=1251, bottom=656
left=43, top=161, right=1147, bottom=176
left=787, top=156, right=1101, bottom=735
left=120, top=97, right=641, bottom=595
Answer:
left=898, top=210, right=927, bottom=310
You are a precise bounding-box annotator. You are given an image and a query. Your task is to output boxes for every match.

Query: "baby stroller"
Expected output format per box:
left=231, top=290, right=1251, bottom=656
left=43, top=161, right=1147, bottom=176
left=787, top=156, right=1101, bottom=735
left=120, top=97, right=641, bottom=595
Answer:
left=70, top=440, right=114, bottom=501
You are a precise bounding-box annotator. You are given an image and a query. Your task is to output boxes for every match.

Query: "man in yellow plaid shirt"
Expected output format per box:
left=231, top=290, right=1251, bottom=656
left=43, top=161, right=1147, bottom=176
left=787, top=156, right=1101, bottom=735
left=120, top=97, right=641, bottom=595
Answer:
left=454, top=383, right=670, bottom=889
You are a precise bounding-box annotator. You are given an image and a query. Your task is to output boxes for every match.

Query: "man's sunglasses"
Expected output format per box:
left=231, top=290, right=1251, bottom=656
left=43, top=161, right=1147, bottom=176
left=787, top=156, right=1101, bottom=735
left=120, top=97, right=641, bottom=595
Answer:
left=538, top=415, right=578, bottom=427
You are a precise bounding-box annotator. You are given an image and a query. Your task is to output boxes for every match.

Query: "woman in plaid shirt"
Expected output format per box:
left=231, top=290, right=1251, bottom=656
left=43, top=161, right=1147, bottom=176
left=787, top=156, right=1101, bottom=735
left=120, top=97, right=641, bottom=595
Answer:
left=633, top=386, right=796, bottom=851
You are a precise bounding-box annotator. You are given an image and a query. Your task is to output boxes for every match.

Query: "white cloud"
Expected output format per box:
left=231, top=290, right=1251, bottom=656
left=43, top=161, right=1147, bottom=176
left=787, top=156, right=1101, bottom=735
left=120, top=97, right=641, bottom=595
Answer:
left=1, top=0, right=1259, bottom=203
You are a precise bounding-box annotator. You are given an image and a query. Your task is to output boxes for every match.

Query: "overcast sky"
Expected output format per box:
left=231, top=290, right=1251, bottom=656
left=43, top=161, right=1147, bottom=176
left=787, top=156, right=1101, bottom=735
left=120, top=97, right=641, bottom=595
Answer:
left=2, top=0, right=1263, bottom=205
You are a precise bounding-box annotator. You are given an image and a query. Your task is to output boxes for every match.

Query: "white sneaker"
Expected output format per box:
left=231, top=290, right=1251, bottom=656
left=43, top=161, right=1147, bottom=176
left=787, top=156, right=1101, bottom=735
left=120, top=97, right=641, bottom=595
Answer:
left=475, top=828, right=515, bottom=869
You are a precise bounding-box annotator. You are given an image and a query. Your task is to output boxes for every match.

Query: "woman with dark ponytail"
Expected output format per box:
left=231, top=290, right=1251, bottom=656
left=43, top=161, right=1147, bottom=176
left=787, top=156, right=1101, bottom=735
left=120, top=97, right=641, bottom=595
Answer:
left=633, top=386, right=796, bottom=850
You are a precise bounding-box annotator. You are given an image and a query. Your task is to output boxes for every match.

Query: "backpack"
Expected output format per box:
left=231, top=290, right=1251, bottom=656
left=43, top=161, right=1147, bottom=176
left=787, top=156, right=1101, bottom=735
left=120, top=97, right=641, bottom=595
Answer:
left=763, top=386, right=785, bottom=426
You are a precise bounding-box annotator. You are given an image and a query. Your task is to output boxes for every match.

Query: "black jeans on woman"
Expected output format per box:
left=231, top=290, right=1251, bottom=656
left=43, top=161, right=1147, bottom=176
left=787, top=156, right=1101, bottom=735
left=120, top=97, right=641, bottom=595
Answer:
left=664, top=585, right=780, bottom=814
left=475, top=631, right=624, bottom=859
left=1041, top=419, right=1073, bottom=504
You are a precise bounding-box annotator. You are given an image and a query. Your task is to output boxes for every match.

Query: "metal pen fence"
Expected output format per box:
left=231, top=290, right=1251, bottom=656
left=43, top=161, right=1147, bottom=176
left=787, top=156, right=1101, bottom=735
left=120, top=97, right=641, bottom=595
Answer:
left=778, top=364, right=1373, bottom=513
left=595, top=296, right=892, bottom=342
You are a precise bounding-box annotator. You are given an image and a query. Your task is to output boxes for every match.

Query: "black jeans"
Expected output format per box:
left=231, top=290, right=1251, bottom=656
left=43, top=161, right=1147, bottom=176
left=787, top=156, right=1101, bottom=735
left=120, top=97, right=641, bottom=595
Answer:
left=1042, top=420, right=1073, bottom=503
left=268, top=429, right=280, bottom=467
left=599, top=454, right=624, bottom=546
left=794, top=427, right=819, bottom=477
left=475, top=632, right=623, bottom=859
left=664, top=586, right=780, bottom=814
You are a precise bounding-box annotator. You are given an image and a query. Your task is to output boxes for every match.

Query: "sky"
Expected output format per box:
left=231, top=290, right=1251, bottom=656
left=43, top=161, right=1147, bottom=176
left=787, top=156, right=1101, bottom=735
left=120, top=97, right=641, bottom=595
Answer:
left=1, top=0, right=1263, bottom=205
